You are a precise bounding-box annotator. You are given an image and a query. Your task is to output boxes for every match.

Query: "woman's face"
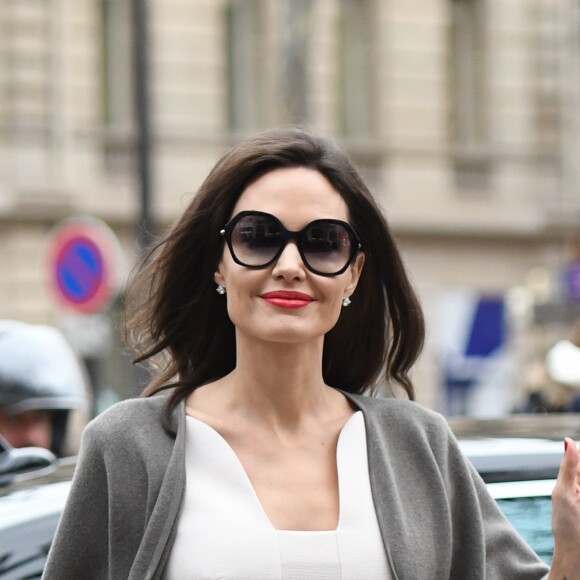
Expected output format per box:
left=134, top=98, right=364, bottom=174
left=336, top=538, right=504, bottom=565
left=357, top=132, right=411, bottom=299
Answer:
left=215, top=166, right=365, bottom=346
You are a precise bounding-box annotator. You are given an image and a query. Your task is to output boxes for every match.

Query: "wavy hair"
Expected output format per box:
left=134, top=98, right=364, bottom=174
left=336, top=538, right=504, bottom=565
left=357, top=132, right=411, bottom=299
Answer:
left=124, top=127, right=425, bottom=414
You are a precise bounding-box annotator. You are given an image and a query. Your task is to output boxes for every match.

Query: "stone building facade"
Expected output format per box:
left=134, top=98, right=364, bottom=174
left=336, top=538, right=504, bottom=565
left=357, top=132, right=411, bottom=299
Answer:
left=1, top=0, right=579, bottom=412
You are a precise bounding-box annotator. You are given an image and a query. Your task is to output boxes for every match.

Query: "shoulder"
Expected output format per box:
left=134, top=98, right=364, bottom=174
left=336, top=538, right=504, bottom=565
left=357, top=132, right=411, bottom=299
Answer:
left=82, top=394, right=174, bottom=447
left=92, top=393, right=168, bottom=421
left=347, top=393, right=472, bottom=487
left=346, top=392, right=455, bottom=455
left=348, top=392, right=449, bottom=432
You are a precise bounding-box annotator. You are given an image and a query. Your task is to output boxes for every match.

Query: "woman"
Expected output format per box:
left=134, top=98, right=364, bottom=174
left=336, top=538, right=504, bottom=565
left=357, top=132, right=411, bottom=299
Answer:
left=43, top=128, right=580, bottom=579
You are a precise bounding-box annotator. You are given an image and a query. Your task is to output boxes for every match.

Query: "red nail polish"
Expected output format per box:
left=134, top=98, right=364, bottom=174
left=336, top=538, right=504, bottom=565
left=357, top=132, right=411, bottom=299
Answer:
left=565, top=439, right=569, bottom=452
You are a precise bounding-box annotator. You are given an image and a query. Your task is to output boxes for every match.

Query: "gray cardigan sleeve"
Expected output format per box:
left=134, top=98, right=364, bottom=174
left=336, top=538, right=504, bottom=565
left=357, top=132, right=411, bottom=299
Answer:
left=354, top=394, right=550, bottom=580
left=445, top=425, right=550, bottom=579
left=42, top=396, right=183, bottom=580
left=42, top=417, right=113, bottom=579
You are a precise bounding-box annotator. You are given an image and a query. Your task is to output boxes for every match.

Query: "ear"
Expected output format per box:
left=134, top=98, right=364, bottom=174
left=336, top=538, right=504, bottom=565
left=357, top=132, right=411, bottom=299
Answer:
left=214, top=265, right=225, bottom=287
left=344, top=252, right=365, bottom=296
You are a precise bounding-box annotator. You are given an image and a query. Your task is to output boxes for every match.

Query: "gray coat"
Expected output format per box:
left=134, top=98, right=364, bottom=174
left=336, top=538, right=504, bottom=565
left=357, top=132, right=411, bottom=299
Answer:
left=43, top=393, right=549, bottom=580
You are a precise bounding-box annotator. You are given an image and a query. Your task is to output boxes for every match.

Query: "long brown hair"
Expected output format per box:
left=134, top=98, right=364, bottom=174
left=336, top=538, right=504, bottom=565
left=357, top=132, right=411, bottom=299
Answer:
left=125, top=127, right=425, bottom=413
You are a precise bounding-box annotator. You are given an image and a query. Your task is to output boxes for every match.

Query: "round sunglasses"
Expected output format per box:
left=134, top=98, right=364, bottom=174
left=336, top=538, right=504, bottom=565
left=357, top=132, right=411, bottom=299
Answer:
left=220, top=211, right=362, bottom=276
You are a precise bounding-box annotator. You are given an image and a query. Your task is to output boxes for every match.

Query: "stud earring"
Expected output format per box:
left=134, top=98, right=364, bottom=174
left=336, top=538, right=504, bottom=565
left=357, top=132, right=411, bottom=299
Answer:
left=216, top=284, right=226, bottom=295
left=342, top=296, right=351, bottom=307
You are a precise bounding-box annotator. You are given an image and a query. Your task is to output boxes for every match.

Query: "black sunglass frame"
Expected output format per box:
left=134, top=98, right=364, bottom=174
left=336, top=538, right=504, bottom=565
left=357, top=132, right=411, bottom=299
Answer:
left=220, top=210, right=362, bottom=276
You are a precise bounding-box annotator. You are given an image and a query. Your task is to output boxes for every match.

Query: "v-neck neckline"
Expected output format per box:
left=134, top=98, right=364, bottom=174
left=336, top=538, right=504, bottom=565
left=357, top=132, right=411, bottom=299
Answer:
left=185, top=411, right=362, bottom=532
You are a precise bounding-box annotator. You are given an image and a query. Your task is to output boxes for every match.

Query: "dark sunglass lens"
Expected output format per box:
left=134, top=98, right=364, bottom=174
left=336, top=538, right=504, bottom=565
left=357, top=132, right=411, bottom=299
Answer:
left=302, top=223, right=353, bottom=273
left=231, top=215, right=283, bottom=266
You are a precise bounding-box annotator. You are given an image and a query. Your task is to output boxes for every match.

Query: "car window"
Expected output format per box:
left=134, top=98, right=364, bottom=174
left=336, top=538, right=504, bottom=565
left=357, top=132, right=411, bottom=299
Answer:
left=487, top=479, right=555, bottom=565
left=495, top=496, right=553, bottom=564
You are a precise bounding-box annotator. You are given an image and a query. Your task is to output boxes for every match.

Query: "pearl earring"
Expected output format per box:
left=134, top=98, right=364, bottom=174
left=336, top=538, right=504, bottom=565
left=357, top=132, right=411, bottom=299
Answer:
left=216, top=284, right=226, bottom=295
left=342, top=296, right=351, bottom=307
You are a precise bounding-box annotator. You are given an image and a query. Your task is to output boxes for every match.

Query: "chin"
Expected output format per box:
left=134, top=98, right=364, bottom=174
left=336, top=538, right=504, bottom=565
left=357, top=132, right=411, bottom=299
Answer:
left=248, top=322, right=335, bottom=345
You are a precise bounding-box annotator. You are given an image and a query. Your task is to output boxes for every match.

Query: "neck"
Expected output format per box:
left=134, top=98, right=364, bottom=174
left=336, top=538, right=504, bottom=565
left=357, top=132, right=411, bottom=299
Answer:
left=218, top=336, right=344, bottom=430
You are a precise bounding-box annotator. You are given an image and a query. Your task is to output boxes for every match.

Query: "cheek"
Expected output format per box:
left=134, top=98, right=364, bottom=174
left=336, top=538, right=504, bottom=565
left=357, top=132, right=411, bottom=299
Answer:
left=221, top=276, right=259, bottom=326
left=326, top=297, right=344, bottom=327
left=224, top=292, right=245, bottom=327
left=322, top=277, right=350, bottom=303
left=315, top=284, right=346, bottom=328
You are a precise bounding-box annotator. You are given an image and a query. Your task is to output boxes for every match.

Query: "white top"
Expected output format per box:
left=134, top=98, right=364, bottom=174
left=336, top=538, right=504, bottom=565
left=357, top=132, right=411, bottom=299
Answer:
left=165, top=411, right=391, bottom=579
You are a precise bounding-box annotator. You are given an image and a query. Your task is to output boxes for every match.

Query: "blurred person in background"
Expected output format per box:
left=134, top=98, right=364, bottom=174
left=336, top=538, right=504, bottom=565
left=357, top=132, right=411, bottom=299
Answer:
left=0, top=320, right=90, bottom=456
left=44, top=128, right=580, bottom=579
left=515, top=358, right=551, bottom=414
left=545, top=319, right=580, bottom=412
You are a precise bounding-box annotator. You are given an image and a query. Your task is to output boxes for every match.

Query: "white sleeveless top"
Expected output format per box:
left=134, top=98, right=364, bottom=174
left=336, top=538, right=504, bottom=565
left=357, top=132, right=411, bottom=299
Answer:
left=165, top=411, right=391, bottom=579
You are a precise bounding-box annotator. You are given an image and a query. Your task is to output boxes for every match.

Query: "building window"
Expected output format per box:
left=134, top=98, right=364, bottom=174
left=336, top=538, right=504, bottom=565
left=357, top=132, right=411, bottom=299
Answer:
left=279, top=0, right=313, bottom=125
left=225, top=0, right=263, bottom=134
left=451, top=0, right=488, bottom=146
left=0, top=1, right=53, bottom=139
left=450, top=0, right=490, bottom=190
left=337, top=0, right=377, bottom=139
left=100, top=0, right=134, bottom=171
left=225, top=0, right=314, bottom=132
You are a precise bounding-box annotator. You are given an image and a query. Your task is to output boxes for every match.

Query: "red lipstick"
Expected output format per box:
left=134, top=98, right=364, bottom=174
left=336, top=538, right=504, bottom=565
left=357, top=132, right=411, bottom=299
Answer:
left=259, top=291, right=314, bottom=309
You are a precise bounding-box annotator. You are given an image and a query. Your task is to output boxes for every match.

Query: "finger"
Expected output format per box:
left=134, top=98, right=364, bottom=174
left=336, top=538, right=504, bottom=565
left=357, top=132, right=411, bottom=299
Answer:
left=570, top=439, right=580, bottom=483
left=559, top=438, right=579, bottom=488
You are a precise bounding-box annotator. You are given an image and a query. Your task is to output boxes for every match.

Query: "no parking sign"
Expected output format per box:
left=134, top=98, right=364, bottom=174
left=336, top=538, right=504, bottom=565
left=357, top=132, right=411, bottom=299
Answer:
left=46, top=216, right=121, bottom=313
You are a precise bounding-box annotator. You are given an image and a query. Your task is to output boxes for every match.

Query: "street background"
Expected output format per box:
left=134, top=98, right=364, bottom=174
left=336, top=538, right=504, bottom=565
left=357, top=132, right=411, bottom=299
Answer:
left=2, top=0, right=580, bottom=417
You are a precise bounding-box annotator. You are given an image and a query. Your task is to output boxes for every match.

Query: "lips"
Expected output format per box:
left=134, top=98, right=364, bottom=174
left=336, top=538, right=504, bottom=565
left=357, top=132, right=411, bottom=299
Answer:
left=259, top=291, right=314, bottom=309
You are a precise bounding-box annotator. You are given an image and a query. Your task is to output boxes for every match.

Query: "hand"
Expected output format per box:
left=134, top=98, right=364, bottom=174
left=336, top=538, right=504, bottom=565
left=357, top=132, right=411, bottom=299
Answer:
left=549, top=438, right=580, bottom=580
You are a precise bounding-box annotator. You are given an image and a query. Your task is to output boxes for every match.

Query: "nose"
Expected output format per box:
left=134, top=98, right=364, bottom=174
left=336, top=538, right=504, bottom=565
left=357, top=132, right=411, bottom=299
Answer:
left=271, top=241, right=306, bottom=280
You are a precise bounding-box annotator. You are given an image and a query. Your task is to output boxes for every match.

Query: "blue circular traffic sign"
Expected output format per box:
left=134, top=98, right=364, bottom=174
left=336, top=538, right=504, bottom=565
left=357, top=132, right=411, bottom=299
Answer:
left=46, top=217, right=119, bottom=312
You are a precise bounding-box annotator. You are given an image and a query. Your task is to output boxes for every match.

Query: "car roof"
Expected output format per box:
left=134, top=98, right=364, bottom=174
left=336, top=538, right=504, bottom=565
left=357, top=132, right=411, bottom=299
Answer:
left=448, top=414, right=579, bottom=483
left=456, top=437, right=563, bottom=482
left=447, top=413, right=580, bottom=440
left=486, top=478, right=556, bottom=500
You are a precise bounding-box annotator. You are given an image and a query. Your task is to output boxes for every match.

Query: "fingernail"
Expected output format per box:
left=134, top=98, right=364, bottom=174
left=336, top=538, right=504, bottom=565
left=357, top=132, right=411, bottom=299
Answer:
left=565, top=439, right=569, bottom=452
